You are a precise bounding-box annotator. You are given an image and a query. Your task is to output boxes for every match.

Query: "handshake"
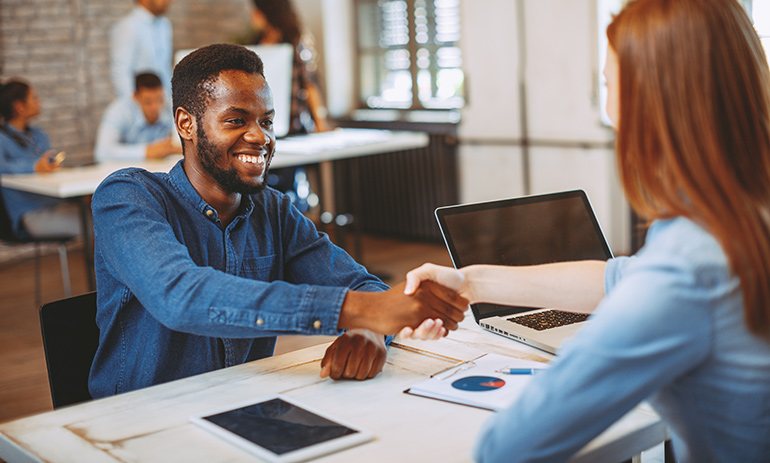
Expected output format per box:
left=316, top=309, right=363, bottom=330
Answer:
left=338, top=264, right=470, bottom=341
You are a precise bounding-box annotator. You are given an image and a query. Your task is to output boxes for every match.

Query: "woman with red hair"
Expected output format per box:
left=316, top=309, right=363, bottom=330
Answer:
left=404, top=0, right=770, bottom=461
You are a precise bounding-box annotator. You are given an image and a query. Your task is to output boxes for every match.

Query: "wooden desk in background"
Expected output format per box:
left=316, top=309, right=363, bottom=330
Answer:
left=0, top=129, right=430, bottom=290
left=0, top=317, right=665, bottom=463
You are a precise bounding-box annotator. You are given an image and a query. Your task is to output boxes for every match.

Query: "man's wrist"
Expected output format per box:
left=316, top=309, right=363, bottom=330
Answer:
left=338, top=291, right=372, bottom=332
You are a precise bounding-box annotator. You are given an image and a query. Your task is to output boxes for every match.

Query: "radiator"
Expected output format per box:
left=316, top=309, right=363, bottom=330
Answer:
left=332, top=124, right=459, bottom=242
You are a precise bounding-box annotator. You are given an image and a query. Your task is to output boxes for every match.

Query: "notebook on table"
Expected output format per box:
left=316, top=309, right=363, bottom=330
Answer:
left=435, top=190, right=613, bottom=354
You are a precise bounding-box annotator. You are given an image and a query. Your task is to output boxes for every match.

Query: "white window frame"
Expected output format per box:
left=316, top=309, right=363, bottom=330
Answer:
left=352, top=0, right=465, bottom=112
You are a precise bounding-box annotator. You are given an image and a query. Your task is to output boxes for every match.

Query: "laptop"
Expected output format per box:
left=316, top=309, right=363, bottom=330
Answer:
left=435, top=190, right=613, bottom=354
left=173, top=43, right=294, bottom=138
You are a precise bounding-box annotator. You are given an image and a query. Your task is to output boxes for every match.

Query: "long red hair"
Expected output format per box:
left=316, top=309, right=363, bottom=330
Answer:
left=608, top=0, right=770, bottom=338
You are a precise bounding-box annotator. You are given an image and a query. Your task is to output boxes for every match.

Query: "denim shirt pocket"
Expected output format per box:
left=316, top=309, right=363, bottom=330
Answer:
left=240, top=254, right=278, bottom=281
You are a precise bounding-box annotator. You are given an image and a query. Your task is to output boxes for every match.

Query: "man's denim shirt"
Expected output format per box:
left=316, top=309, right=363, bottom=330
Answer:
left=89, top=160, right=389, bottom=398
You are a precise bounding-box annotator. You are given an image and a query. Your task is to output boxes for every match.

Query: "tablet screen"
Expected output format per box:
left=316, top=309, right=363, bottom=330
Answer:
left=192, top=396, right=373, bottom=462
left=204, top=397, right=357, bottom=454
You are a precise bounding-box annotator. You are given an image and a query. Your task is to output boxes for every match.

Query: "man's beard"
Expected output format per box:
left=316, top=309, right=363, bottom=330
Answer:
left=196, top=125, right=271, bottom=195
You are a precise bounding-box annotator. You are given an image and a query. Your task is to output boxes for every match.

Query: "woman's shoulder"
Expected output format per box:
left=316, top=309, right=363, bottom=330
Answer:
left=25, top=125, right=49, bottom=140
left=645, top=217, right=724, bottom=259
left=0, top=124, right=48, bottom=149
left=633, top=217, right=730, bottom=284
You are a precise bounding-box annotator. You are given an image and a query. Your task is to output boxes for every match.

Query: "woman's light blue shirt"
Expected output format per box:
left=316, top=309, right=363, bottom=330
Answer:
left=474, top=217, right=770, bottom=463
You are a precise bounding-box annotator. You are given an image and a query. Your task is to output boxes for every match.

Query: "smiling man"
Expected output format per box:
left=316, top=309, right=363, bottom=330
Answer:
left=88, top=44, right=466, bottom=399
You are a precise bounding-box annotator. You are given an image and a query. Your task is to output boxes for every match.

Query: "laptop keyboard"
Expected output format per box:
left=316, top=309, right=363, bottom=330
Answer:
left=507, top=310, right=590, bottom=331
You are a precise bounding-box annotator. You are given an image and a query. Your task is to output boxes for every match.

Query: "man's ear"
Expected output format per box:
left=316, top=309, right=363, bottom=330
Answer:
left=175, top=107, right=195, bottom=142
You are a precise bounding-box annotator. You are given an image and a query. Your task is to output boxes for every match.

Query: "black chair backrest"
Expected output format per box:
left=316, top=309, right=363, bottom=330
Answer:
left=39, top=291, right=99, bottom=408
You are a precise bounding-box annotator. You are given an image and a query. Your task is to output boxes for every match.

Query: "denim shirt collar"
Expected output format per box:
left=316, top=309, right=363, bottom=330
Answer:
left=167, top=159, right=255, bottom=226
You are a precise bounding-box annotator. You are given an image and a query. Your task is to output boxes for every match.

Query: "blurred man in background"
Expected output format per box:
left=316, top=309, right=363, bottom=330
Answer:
left=110, top=0, right=173, bottom=99
left=94, top=72, right=179, bottom=162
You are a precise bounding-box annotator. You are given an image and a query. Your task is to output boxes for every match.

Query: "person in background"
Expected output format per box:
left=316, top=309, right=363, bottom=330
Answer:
left=0, top=80, right=80, bottom=239
left=110, top=0, right=173, bottom=99
left=94, top=72, right=180, bottom=162
left=250, top=0, right=329, bottom=211
left=88, top=44, right=463, bottom=399
left=250, top=0, right=329, bottom=134
left=403, top=0, right=770, bottom=461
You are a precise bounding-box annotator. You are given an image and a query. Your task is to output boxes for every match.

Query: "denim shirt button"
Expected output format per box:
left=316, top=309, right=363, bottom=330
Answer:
left=205, top=209, right=214, bottom=218
left=313, top=320, right=322, bottom=329
left=256, top=318, right=264, bottom=326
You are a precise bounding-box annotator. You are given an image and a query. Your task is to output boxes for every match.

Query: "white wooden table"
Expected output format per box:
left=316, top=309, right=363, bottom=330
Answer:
left=0, top=129, right=429, bottom=198
left=0, top=317, right=665, bottom=463
left=0, top=128, right=429, bottom=289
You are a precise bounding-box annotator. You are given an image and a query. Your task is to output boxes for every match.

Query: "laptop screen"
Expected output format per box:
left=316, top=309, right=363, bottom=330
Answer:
left=435, top=190, right=613, bottom=320
left=173, top=44, right=293, bottom=138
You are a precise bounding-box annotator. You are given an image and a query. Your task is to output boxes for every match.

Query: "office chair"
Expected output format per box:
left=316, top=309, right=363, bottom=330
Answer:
left=39, top=291, right=98, bottom=409
left=0, top=188, right=74, bottom=307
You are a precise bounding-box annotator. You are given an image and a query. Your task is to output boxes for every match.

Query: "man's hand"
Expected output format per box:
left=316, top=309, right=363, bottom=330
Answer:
left=320, top=329, right=387, bottom=380
left=146, top=136, right=181, bottom=159
left=338, top=281, right=468, bottom=335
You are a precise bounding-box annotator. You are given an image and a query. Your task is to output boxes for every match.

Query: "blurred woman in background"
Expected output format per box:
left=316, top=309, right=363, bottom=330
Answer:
left=250, top=0, right=329, bottom=134
left=0, top=80, right=80, bottom=239
left=248, top=0, right=329, bottom=212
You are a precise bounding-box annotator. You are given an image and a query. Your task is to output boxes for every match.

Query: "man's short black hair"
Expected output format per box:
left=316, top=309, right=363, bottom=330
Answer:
left=172, top=43, right=265, bottom=120
left=134, top=72, right=163, bottom=92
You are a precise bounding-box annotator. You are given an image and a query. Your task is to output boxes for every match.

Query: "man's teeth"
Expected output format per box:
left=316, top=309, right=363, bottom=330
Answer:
left=237, top=154, right=265, bottom=165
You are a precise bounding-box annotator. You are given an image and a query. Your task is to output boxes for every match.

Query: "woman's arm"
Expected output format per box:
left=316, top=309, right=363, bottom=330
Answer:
left=405, top=260, right=607, bottom=313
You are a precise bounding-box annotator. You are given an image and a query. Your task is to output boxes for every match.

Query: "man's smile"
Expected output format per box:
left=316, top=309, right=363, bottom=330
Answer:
left=236, top=153, right=266, bottom=166
left=233, top=144, right=272, bottom=176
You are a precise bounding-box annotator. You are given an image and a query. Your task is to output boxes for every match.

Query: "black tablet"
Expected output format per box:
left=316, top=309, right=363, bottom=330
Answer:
left=190, top=395, right=374, bottom=462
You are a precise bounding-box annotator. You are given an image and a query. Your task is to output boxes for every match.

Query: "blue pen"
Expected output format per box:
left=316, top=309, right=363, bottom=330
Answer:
left=495, top=368, right=544, bottom=375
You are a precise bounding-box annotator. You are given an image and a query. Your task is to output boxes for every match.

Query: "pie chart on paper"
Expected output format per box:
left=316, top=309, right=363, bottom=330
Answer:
left=451, top=376, right=506, bottom=392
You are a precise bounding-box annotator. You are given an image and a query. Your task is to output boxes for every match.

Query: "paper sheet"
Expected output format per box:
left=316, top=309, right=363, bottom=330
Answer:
left=405, top=353, right=548, bottom=411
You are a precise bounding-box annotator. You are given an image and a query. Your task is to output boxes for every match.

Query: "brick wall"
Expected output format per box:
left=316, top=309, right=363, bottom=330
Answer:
left=0, top=0, right=253, bottom=163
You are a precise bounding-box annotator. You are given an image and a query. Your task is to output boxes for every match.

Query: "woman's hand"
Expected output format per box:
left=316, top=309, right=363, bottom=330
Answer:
left=34, top=150, right=63, bottom=173
left=398, top=263, right=473, bottom=340
left=404, top=263, right=472, bottom=301
left=338, top=281, right=468, bottom=335
left=397, top=317, right=451, bottom=340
